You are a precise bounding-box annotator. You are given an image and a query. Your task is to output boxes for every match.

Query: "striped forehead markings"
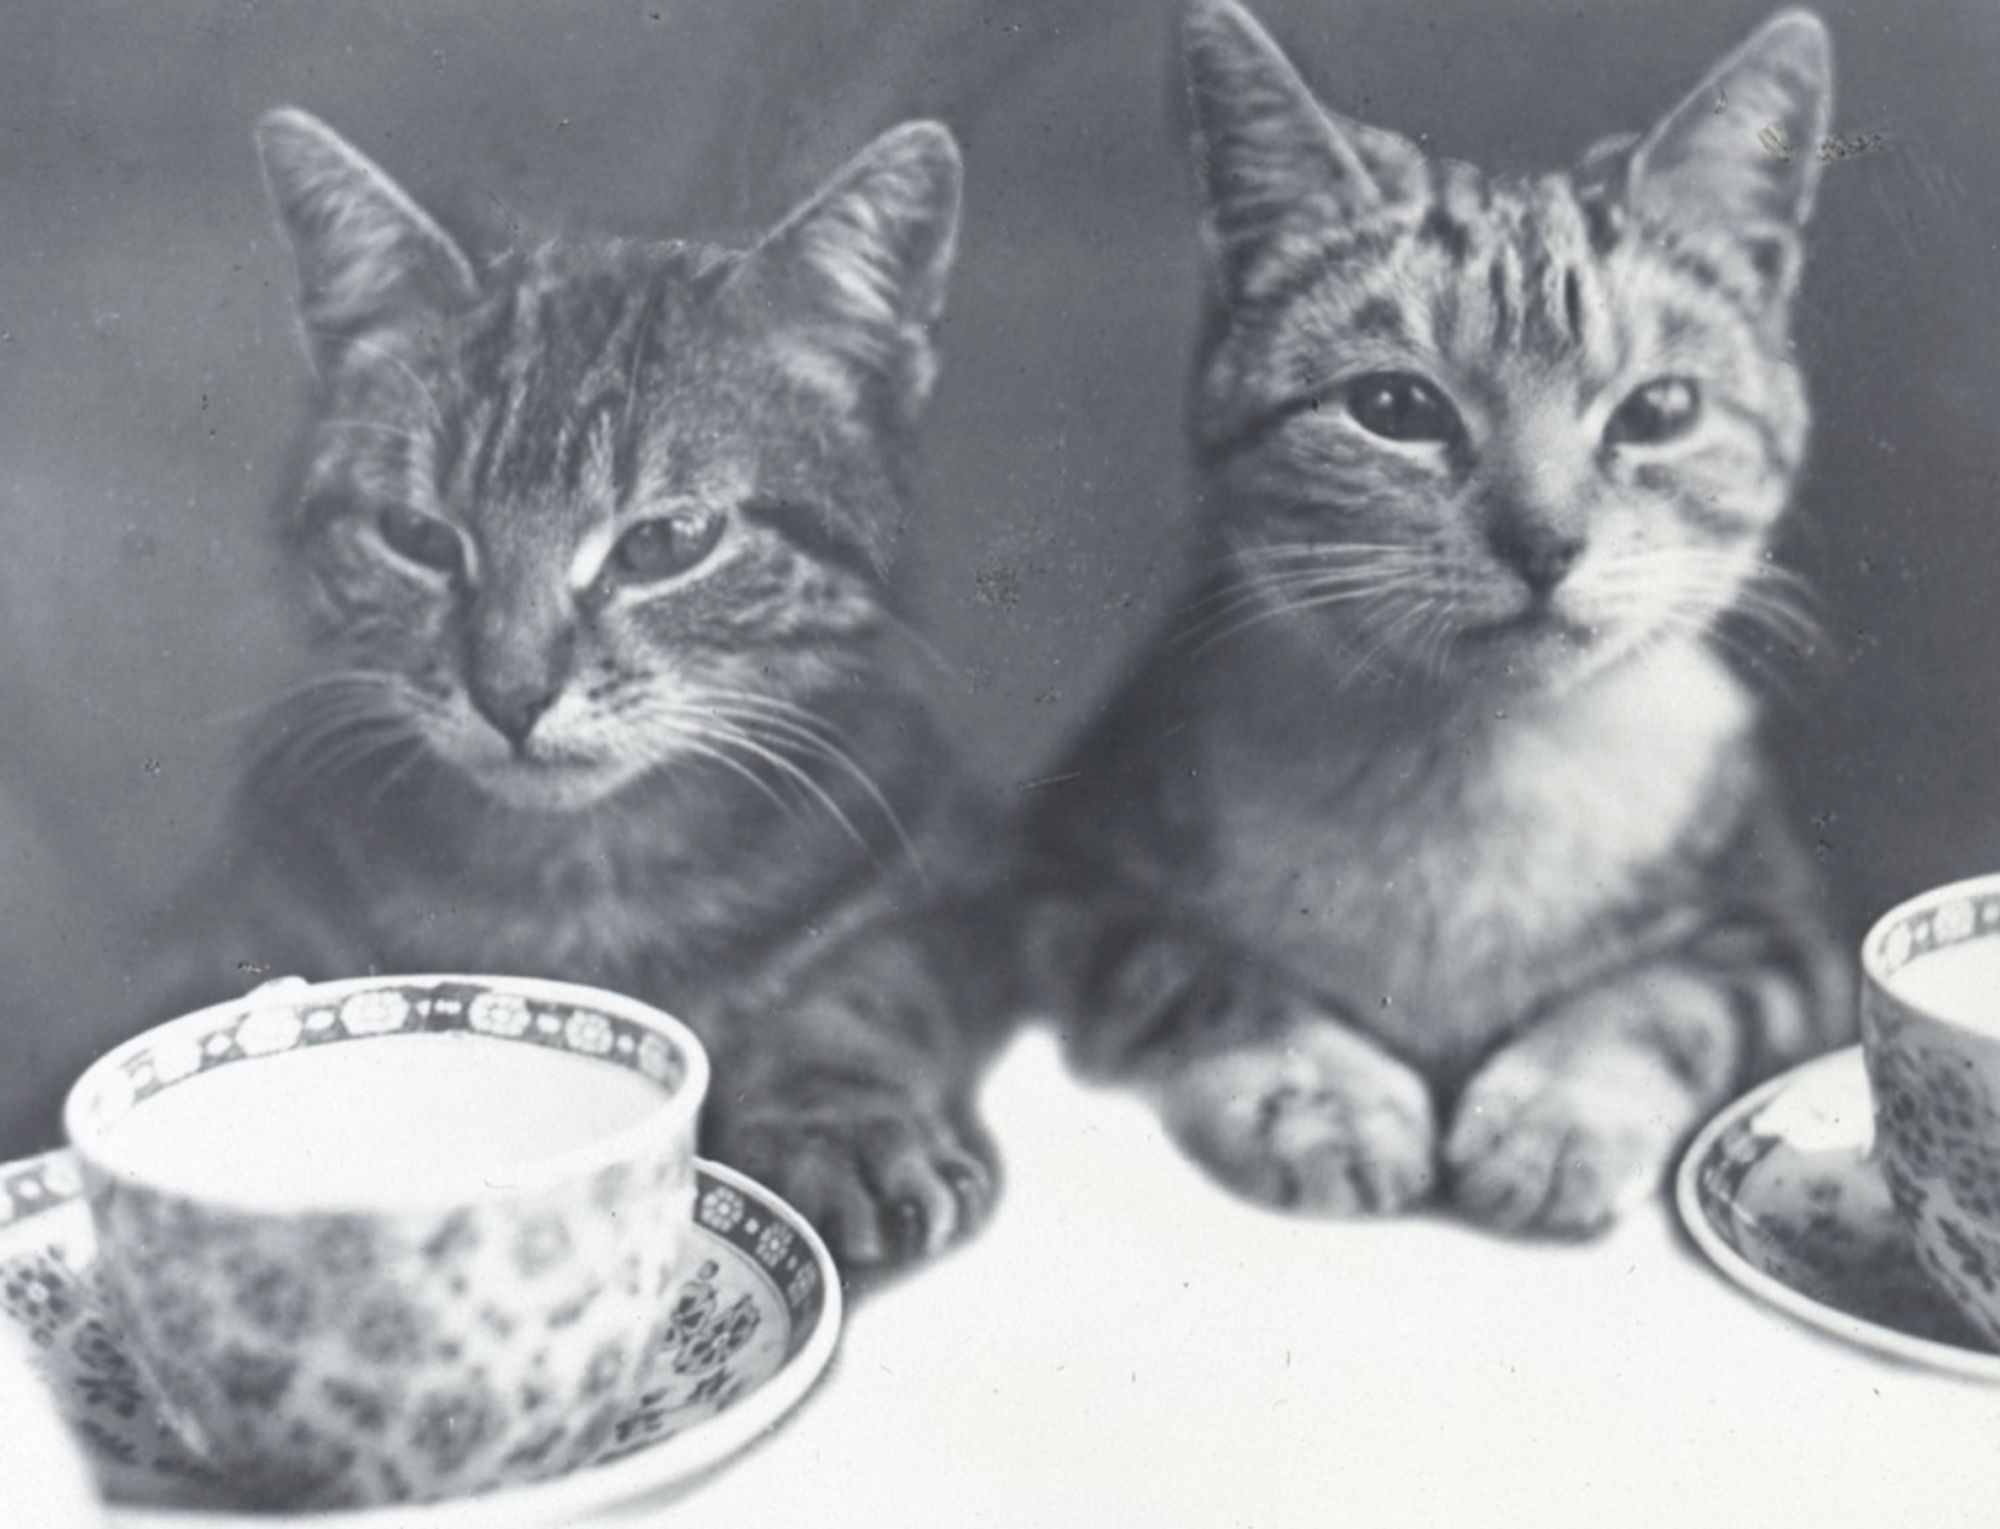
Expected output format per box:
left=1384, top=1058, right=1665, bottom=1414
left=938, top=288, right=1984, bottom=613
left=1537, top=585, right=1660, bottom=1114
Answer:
left=452, top=275, right=665, bottom=509
left=1417, top=205, right=1472, bottom=262
left=1276, top=174, right=1671, bottom=382
left=1206, top=166, right=1783, bottom=460
left=1562, top=268, right=1586, bottom=347
left=1485, top=247, right=1517, bottom=349
left=1238, top=222, right=1412, bottom=330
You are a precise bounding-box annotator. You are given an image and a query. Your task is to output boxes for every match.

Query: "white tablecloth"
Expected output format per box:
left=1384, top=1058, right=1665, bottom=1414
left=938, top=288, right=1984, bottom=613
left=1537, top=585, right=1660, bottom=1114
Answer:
left=612, top=1030, right=2000, bottom=1529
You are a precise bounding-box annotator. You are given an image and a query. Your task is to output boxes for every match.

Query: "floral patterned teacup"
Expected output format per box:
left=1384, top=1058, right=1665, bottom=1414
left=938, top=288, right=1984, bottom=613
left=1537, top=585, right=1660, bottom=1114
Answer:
left=1862, top=875, right=2000, bottom=1349
left=62, top=974, right=708, bottom=1509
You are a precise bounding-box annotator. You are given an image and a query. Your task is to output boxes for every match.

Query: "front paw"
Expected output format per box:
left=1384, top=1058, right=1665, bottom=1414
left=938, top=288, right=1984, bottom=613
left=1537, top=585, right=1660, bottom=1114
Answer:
left=1154, top=1019, right=1436, bottom=1216
left=717, top=1095, right=998, bottom=1273
left=1444, top=1049, right=1685, bottom=1239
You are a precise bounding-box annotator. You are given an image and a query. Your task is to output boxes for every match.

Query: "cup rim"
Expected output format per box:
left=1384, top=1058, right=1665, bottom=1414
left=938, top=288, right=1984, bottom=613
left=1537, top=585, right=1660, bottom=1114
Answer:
left=1862, top=870, right=2000, bottom=1010
left=62, top=973, right=710, bottom=1215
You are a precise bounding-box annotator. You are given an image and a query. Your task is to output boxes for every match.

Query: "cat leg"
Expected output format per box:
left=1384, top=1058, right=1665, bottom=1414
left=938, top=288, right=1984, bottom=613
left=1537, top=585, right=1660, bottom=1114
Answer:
left=1048, top=907, right=1436, bottom=1215
left=1445, top=802, right=1852, bottom=1239
left=722, top=1080, right=996, bottom=1272
left=709, top=928, right=1000, bottom=1272
left=1444, top=965, right=1747, bottom=1238
left=1150, top=1013, right=1437, bottom=1215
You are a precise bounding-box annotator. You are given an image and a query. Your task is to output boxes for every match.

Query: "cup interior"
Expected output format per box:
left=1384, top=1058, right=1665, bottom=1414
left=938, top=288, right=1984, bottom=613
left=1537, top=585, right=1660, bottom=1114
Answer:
left=64, top=975, right=709, bottom=1211
left=1864, top=874, right=2000, bottom=1037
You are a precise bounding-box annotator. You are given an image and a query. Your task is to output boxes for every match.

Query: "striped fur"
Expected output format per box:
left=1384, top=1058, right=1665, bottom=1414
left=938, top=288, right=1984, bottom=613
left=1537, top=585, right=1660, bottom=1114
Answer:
left=1022, top=2, right=1852, bottom=1236
left=149, top=111, right=1004, bottom=1271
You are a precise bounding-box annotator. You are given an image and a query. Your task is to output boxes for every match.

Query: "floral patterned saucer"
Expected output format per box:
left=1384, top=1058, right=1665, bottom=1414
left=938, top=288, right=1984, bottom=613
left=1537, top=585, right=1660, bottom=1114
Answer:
left=1676, top=1046, right=2000, bottom=1379
left=0, top=1150, right=841, bottom=1526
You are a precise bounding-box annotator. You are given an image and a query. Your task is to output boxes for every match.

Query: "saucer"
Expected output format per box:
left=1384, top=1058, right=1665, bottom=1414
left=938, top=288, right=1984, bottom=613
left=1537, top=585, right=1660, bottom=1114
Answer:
left=0, top=1150, right=841, bottom=1525
left=1676, top=1046, right=2000, bottom=1379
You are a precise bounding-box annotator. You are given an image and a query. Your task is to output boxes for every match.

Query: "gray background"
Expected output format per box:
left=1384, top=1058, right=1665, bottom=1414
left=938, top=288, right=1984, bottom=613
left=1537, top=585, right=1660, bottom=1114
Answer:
left=0, top=0, right=1993, bottom=1148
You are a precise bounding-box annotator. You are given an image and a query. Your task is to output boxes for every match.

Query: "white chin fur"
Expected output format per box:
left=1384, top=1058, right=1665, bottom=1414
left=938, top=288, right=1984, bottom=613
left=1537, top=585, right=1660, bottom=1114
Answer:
left=463, top=757, right=641, bottom=812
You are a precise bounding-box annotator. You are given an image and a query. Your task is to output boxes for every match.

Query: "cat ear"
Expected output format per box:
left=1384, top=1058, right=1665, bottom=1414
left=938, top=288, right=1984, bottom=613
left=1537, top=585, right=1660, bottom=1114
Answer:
left=1183, top=0, right=1424, bottom=301
left=256, top=108, right=479, bottom=368
left=738, top=121, right=962, bottom=422
left=1624, top=11, right=1832, bottom=292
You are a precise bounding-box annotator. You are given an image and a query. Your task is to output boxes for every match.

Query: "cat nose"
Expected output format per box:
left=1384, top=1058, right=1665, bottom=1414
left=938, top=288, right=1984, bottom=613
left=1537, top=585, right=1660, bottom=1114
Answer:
left=465, top=592, right=574, bottom=750
left=468, top=677, right=559, bottom=749
left=1486, top=514, right=1584, bottom=595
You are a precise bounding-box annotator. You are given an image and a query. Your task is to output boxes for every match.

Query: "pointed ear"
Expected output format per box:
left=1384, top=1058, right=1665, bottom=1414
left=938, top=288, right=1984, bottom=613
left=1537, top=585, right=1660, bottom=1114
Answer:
left=1625, top=11, right=1832, bottom=293
left=736, top=121, right=962, bottom=422
left=1182, top=0, right=1424, bottom=301
left=256, top=109, right=479, bottom=368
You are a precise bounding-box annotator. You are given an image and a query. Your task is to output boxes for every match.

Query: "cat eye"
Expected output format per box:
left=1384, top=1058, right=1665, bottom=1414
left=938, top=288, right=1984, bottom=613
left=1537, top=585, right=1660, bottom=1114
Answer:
left=374, top=506, right=467, bottom=578
left=1345, top=372, right=1462, bottom=443
left=607, top=513, right=724, bottom=586
left=1605, top=377, right=1701, bottom=447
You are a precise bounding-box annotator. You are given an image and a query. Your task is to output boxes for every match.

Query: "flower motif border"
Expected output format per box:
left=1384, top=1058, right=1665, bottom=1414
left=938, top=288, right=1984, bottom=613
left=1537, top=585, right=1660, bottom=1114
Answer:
left=79, top=981, right=694, bottom=1133
left=1870, top=888, right=2000, bottom=984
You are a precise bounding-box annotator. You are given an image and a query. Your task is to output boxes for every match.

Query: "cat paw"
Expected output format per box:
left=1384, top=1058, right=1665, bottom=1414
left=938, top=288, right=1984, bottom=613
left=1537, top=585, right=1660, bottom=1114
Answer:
left=1154, top=1021, right=1436, bottom=1216
left=718, top=1097, right=998, bottom=1272
left=1444, top=1050, right=1680, bottom=1239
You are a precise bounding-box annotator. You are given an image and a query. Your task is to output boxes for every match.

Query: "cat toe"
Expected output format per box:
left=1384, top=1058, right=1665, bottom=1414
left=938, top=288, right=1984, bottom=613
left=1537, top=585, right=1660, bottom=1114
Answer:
left=719, top=1102, right=999, bottom=1273
left=1444, top=1061, right=1667, bottom=1238
left=865, top=1122, right=998, bottom=1263
left=744, top=1133, right=895, bottom=1266
left=1158, top=1027, right=1436, bottom=1216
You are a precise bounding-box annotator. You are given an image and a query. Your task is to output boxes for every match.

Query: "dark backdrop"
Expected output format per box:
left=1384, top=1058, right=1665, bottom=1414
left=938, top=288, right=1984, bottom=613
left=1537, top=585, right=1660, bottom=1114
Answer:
left=1, top=0, right=1995, bottom=1148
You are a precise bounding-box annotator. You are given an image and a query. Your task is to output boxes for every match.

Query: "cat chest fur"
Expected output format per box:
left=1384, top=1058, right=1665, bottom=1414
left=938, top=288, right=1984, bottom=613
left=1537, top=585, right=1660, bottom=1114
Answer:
left=297, top=784, right=843, bottom=997
left=1199, top=643, right=1753, bottom=1073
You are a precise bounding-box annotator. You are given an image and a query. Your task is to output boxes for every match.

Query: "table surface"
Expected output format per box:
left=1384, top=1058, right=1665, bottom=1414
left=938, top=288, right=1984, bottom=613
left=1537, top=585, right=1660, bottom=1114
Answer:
left=602, top=1029, right=2000, bottom=1529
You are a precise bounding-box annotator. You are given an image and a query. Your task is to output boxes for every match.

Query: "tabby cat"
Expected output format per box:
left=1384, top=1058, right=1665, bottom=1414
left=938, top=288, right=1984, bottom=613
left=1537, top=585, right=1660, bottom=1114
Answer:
left=1021, top=1, right=1852, bottom=1236
left=147, top=109, right=1000, bottom=1270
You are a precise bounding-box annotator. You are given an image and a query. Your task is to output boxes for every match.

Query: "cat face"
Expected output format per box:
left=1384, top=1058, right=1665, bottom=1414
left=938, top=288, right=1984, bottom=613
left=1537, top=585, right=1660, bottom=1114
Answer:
left=258, top=111, right=959, bottom=810
left=1183, top=1, right=1830, bottom=690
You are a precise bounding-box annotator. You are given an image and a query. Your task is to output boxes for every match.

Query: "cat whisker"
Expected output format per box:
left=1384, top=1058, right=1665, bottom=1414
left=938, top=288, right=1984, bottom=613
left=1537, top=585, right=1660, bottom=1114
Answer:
left=245, top=706, right=416, bottom=783
left=1181, top=563, right=1406, bottom=613
left=687, top=688, right=864, bottom=739
left=1728, top=602, right=1827, bottom=662
left=248, top=678, right=430, bottom=772
left=1583, top=546, right=1828, bottom=664
left=282, top=719, right=425, bottom=795
left=1716, top=612, right=1825, bottom=698
left=1622, top=569, right=1827, bottom=661
left=733, top=726, right=929, bottom=881
left=1228, top=540, right=1423, bottom=566
left=1178, top=571, right=1432, bottom=658
left=1731, top=573, right=1829, bottom=651
left=1411, top=597, right=1458, bottom=688
left=1339, top=595, right=1434, bottom=688
left=660, top=723, right=807, bottom=833
left=246, top=706, right=395, bottom=767
left=1585, top=571, right=1814, bottom=705
left=246, top=690, right=408, bottom=737
left=357, top=736, right=434, bottom=817
left=1668, top=609, right=1808, bottom=710
left=689, top=692, right=927, bottom=879
left=209, top=669, right=403, bottom=729
left=874, top=608, right=963, bottom=683
left=1172, top=572, right=1384, bottom=649
left=666, top=710, right=880, bottom=866
left=1182, top=588, right=1368, bottom=659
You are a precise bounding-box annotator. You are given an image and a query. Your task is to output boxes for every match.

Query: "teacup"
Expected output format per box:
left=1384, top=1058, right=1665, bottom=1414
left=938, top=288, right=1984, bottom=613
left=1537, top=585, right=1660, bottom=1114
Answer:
left=1861, top=874, right=2000, bottom=1347
left=63, top=974, right=708, bottom=1509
